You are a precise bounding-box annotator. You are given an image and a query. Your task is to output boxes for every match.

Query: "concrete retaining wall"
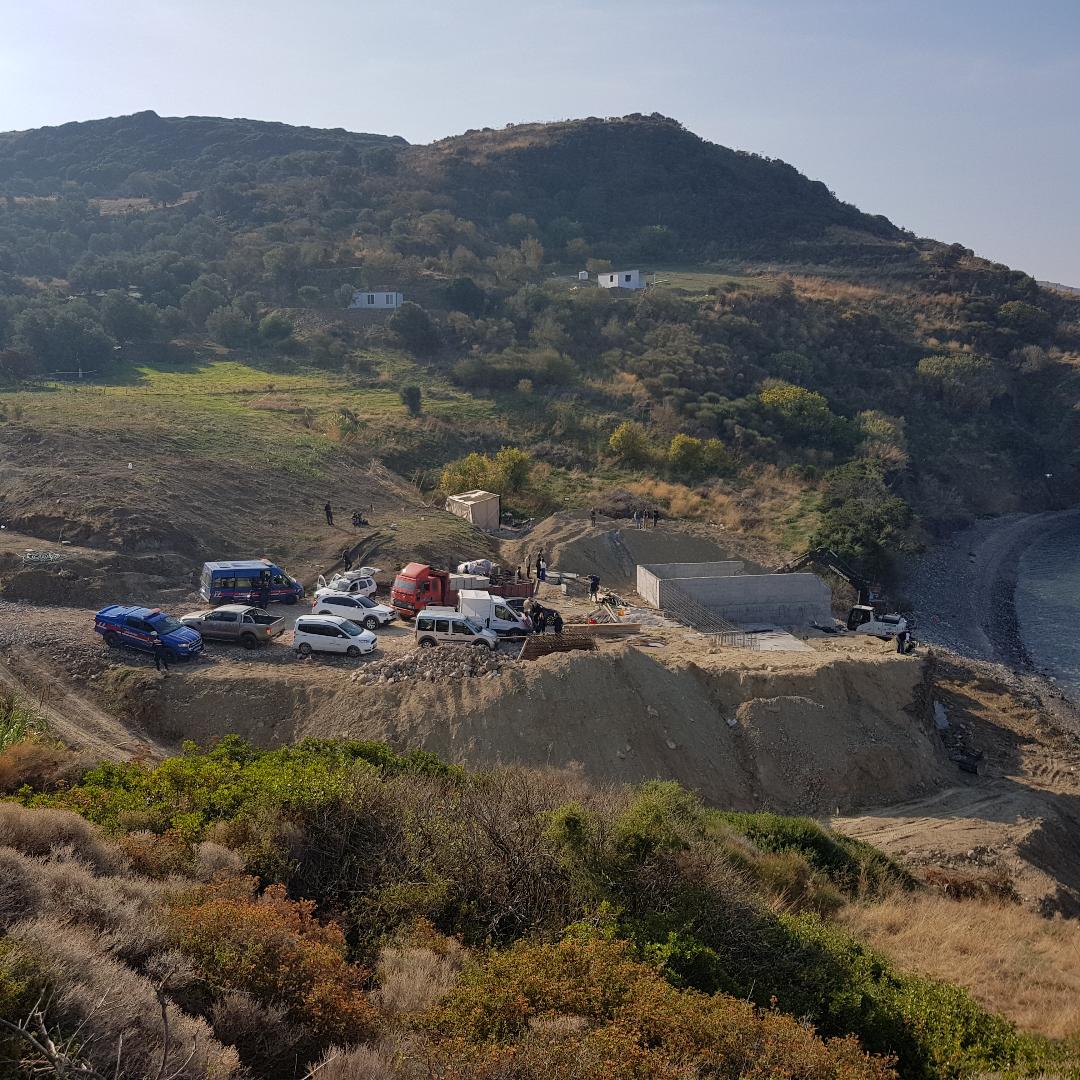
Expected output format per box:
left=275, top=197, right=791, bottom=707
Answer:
left=637, top=561, right=743, bottom=607
left=637, top=562, right=831, bottom=627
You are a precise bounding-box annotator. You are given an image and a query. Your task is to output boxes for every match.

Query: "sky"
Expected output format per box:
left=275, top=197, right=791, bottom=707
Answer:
left=2, top=0, right=1078, bottom=283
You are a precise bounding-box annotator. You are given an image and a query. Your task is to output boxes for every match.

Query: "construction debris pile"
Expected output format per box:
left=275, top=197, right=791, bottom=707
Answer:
left=350, top=646, right=519, bottom=685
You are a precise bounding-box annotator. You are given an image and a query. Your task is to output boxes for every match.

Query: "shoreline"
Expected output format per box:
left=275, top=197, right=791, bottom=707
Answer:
left=899, top=508, right=1080, bottom=735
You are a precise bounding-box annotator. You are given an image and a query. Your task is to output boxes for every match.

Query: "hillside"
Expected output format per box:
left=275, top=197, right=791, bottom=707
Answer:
left=0, top=111, right=1078, bottom=578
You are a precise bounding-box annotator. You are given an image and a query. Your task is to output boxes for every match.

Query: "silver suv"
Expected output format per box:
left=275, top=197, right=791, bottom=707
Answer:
left=415, top=611, right=499, bottom=651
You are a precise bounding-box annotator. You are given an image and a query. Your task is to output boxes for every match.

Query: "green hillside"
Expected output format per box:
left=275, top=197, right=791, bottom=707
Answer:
left=0, top=112, right=1078, bottom=573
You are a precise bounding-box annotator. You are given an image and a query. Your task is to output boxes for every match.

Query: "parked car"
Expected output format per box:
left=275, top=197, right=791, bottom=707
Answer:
left=199, top=560, right=304, bottom=605
left=314, top=567, right=379, bottom=601
left=94, top=605, right=203, bottom=662
left=180, top=605, right=286, bottom=649
left=415, top=610, right=499, bottom=651
left=293, top=615, right=377, bottom=658
left=311, top=592, right=396, bottom=630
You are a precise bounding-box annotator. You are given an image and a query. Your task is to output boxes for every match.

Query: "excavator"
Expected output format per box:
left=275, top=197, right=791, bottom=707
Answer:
left=776, top=548, right=910, bottom=639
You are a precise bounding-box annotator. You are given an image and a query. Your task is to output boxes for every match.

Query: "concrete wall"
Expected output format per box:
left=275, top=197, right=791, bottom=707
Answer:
left=637, top=561, right=743, bottom=607
left=683, top=573, right=830, bottom=627
left=637, top=562, right=830, bottom=627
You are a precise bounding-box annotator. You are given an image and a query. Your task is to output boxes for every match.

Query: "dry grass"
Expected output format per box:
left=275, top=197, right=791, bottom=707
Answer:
left=840, top=894, right=1080, bottom=1039
left=374, top=941, right=465, bottom=1015
left=0, top=802, right=128, bottom=874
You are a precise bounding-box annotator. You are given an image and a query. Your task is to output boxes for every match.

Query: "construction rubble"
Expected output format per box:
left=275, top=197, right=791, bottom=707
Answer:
left=350, top=646, right=520, bottom=685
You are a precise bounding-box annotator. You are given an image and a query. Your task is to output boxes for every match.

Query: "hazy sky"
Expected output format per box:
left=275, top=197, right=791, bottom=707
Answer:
left=3, top=0, right=1078, bottom=282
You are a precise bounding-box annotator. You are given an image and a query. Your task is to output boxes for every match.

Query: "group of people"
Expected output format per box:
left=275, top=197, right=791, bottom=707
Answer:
left=521, top=550, right=549, bottom=581
left=524, top=597, right=563, bottom=635
left=323, top=502, right=372, bottom=529
left=632, top=508, right=660, bottom=529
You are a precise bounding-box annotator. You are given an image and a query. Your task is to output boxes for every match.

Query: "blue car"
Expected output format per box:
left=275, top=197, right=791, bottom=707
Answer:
left=198, top=560, right=305, bottom=605
left=94, top=605, right=203, bottom=662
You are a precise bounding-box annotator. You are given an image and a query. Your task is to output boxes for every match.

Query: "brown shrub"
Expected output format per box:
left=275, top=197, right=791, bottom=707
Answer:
left=210, top=990, right=308, bottom=1074
left=168, top=880, right=380, bottom=1045
left=0, top=847, right=47, bottom=928
left=3, top=917, right=242, bottom=1079
left=195, top=840, right=245, bottom=881
left=119, top=828, right=196, bottom=878
left=0, top=740, right=87, bottom=793
left=310, top=1042, right=402, bottom=1080
left=0, top=802, right=127, bottom=874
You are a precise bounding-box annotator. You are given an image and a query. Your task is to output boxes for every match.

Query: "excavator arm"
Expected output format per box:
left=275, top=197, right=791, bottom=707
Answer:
left=776, top=548, right=876, bottom=606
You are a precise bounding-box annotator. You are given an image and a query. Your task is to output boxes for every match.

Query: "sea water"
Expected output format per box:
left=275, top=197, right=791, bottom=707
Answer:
left=1015, top=523, right=1080, bottom=700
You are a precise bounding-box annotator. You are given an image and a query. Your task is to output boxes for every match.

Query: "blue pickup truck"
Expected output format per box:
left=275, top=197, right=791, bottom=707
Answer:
left=94, top=605, right=203, bottom=662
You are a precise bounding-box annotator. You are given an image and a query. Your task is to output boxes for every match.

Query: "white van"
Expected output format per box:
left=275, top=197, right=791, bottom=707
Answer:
left=415, top=610, right=499, bottom=651
left=293, top=615, right=377, bottom=658
left=458, top=589, right=531, bottom=636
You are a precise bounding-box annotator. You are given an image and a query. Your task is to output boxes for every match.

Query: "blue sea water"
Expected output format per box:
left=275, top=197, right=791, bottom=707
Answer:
left=1015, top=523, right=1080, bottom=700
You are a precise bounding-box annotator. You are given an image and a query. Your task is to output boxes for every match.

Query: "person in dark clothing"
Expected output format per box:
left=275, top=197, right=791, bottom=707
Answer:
left=535, top=553, right=543, bottom=578
left=895, top=629, right=909, bottom=654
left=342, top=547, right=353, bottom=572
left=589, top=575, right=600, bottom=602
left=324, top=502, right=334, bottom=526
left=552, top=611, right=563, bottom=635
left=152, top=636, right=169, bottom=673
left=258, top=571, right=272, bottom=610
left=533, top=608, right=548, bottom=634
left=589, top=509, right=596, bottom=527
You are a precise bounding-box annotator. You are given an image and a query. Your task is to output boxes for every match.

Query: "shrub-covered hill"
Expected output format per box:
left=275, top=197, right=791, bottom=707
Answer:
left=1, top=111, right=1079, bottom=573
left=407, top=113, right=903, bottom=260
left=0, top=110, right=404, bottom=194
left=0, top=735, right=1075, bottom=1080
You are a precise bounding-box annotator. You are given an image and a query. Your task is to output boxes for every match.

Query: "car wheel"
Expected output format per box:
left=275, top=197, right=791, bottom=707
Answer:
left=419, top=638, right=436, bottom=649
left=297, top=642, right=313, bottom=656
left=363, top=616, right=379, bottom=631
left=240, top=634, right=259, bottom=650
left=346, top=645, right=361, bottom=658
left=103, top=631, right=120, bottom=648
left=472, top=639, right=491, bottom=649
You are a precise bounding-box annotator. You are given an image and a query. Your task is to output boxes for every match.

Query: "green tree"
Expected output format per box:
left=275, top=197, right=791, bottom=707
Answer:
left=180, top=285, right=226, bottom=330
left=297, top=285, right=321, bottom=307
left=440, top=452, right=494, bottom=494
left=206, top=305, right=254, bottom=348
left=609, top=420, right=651, bottom=466
left=758, top=382, right=841, bottom=446
left=668, top=433, right=705, bottom=478
left=389, top=302, right=440, bottom=355
left=101, top=290, right=157, bottom=344
left=258, top=312, right=294, bottom=343
left=493, top=447, right=531, bottom=493
left=399, top=384, right=422, bottom=416
left=916, top=354, right=1005, bottom=413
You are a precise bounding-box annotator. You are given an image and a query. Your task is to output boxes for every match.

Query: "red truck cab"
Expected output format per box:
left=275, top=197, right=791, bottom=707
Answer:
left=391, top=562, right=532, bottom=619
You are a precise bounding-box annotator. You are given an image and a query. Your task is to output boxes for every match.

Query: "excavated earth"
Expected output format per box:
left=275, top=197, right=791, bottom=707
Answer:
left=127, top=642, right=944, bottom=815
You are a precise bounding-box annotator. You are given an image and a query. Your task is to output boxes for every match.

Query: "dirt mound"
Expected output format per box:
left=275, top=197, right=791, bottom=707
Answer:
left=351, top=646, right=519, bottom=685
left=508, top=512, right=758, bottom=591
left=145, top=645, right=944, bottom=813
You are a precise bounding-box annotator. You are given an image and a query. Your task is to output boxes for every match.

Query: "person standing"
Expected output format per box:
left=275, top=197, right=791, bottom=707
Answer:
left=342, top=547, right=353, bottom=572
left=589, top=575, right=600, bottom=602
left=324, top=502, right=334, bottom=526
left=152, top=634, right=169, bottom=674
left=895, top=629, right=909, bottom=654
left=525, top=552, right=532, bottom=580
left=552, top=610, right=563, bottom=635
left=589, top=509, right=596, bottom=527
left=538, top=557, right=547, bottom=582
left=534, top=552, right=543, bottom=579
left=259, top=570, right=271, bottom=610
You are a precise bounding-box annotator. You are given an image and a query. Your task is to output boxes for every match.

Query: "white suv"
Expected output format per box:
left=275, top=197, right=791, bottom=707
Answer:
left=312, top=592, right=396, bottom=630
left=415, top=612, right=499, bottom=651
left=314, top=568, right=379, bottom=601
left=293, top=615, right=376, bottom=658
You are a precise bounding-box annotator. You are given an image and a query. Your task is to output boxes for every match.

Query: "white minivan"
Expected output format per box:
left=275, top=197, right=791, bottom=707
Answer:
left=415, top=610, right=499, bottom=651
left=293, top=615, right=377, bottom=658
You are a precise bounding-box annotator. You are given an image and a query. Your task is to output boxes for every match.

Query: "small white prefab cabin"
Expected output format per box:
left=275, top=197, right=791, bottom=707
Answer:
left=445, top=489, right=502, bottom=531
left=599, top=269, right=646, bottom=290
left=348, top=289, right=403, bottom=310
left=577, top=270, right=590, bottom=281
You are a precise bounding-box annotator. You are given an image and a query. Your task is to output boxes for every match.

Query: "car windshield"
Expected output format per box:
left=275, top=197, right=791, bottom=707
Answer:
left=355, top=596, right=376, bottom=608
left=340, top=621, right=364, bottom=636
left=464, top=617, right=484, bottom=634
left=151, top=615, right=184, bottom=634
left=393, top=579, right=416, bottom=593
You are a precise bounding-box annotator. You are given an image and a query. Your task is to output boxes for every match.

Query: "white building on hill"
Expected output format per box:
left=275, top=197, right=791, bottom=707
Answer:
left=349, top=289, right=403, bottom=310
left=599, top=269, right=646, bottom=290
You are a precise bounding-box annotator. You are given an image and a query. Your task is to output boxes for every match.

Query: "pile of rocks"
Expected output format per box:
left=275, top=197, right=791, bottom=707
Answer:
left=350, top=646, right=517, bottom=686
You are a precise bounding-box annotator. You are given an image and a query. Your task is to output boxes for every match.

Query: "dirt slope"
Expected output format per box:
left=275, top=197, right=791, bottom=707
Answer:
left=508, top=512, right=763, bottom=590
left=139, top=643, right=942, bottom=814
